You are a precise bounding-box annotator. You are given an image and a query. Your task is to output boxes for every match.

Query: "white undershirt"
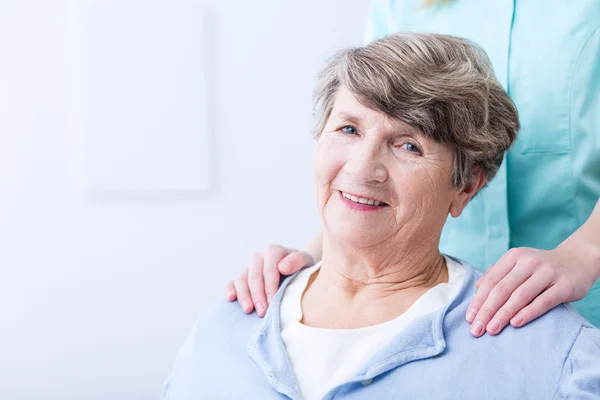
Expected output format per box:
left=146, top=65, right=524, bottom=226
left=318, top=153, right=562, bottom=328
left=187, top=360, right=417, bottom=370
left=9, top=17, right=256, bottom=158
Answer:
left=280, top=255, right=465, bottom=400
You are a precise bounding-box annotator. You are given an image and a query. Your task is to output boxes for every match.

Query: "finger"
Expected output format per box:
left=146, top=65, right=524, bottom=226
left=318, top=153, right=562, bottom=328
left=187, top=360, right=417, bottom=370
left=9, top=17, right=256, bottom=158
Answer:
left=225, top=280, right=237, bottom=301
left=278, top=251, right=313, bottom=275
left=475, top=268, right=491, bottom=289
left=470, top=264, right=533, bottom=337
left=510, top=285, right=565, bottom=328
left=486, top=271, right=554, bottom=335
left=247, top=253, right=268, bottom=317
left=263, top=245, right=289, bottom=305
left=233, top=269, right=254, bottom=314
left=466, top=251, right=520, bottom=323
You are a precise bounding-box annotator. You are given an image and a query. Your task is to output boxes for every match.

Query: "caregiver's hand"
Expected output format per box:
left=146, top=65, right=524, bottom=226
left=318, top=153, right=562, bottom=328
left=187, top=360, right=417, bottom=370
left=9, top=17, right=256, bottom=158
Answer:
left=466, top=246, right=596, bottom=337
left=224, top=245, right=315, bottom=317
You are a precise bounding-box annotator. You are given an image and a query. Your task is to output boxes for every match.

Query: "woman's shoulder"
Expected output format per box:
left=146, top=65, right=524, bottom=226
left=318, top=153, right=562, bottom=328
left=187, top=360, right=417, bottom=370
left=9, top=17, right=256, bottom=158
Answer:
left=197, top=298, right=264, bottom=331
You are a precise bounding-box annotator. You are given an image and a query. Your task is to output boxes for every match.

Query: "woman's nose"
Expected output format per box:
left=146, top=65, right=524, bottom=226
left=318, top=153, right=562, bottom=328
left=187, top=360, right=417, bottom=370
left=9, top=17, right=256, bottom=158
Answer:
left=344, top=142, right=388, bottom=184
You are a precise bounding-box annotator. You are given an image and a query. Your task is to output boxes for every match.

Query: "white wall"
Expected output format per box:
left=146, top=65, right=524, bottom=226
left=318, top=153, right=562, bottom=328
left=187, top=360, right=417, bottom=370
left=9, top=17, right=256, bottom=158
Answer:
left=0, top=0, right=369, bottom=399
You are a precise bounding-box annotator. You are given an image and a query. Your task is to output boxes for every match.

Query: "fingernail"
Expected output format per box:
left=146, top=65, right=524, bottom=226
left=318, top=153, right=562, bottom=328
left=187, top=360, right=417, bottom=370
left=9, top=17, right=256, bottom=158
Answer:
left=267, top=294, right=274, bottom=305
left=255, top=302, right=265, bottom=316
left=279, top=261, right=290, bottom=273
left=487, top=319, right=500, bottom=334
left=470, top=320, right=484, bottom=337
left=466, top=308, right=477, bottom=323
left=226, top=290, right=235, bottom=301
left=241, top=300, right=252, bottom=313
left=510, top=316, right=523, bottom=327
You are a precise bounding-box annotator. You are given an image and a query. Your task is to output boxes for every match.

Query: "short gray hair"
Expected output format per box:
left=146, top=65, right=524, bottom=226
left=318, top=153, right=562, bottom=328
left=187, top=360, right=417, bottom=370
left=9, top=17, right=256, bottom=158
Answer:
left=312, top=33, right=519, bottom=188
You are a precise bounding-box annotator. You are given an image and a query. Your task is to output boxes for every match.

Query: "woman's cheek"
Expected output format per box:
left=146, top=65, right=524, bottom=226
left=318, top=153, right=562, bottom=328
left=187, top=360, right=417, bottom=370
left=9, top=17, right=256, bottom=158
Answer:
left=313, top=142, right=332, bottom=209
left=315, top=140, right=346, bottom=186
left=395, top=164, right=451, bottom=225
left=389, top=163, right=432, bottom=219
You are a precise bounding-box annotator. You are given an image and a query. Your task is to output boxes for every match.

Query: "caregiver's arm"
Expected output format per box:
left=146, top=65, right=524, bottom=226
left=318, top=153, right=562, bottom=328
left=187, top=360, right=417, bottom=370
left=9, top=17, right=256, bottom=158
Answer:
left=467, top=198, right=600, bottom=337
left=224, top=226, right=322, bottom=317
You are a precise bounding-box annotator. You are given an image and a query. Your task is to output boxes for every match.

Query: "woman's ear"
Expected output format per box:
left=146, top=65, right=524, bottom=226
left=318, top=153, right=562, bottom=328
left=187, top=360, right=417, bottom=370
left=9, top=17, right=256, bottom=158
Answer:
left=449, top=167, right=487, bottom=218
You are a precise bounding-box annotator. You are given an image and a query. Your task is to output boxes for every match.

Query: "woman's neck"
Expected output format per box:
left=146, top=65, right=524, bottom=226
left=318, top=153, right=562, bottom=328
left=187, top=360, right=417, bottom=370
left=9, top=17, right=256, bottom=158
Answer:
left=300, top=233, right=448, bottom=329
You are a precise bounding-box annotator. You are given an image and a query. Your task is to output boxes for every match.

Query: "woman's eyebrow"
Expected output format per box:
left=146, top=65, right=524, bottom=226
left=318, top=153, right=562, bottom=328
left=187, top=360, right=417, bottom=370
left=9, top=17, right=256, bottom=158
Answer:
left=334, top=112, right=363, bottom=126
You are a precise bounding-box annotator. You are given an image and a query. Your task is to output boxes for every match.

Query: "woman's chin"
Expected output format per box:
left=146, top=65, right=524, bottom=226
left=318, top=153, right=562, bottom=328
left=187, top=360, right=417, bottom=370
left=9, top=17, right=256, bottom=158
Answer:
left=325, top=221, right=386, bottom=249
left=323, top=203, right=392, bottom=246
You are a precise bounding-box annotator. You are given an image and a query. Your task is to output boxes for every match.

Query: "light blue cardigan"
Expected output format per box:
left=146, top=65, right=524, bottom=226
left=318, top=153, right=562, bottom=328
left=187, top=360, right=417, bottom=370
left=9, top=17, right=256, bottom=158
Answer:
left=163, top=258, right=600, bottom=399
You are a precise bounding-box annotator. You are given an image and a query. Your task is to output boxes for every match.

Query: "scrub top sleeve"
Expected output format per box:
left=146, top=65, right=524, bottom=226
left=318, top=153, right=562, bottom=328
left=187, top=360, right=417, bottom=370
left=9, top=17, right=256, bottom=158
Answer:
left=363, top=0, right=392, bottom=44
left=557, top=326, right=600, bottom=399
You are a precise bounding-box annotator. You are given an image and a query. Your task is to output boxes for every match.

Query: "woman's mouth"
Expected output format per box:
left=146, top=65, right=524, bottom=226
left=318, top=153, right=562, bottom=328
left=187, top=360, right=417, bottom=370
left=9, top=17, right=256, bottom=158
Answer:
left=338, top=191, right=389, bottom=211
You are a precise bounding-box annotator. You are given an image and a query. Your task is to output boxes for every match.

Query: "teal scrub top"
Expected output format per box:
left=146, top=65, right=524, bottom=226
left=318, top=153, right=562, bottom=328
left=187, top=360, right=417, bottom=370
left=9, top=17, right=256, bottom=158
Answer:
left=364, top=0, right=600, bottom=326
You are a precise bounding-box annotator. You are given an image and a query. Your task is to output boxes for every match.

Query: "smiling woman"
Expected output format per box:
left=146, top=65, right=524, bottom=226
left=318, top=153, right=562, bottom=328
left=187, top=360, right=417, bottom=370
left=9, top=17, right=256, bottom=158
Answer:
left=162, top=33, right=600, bottom=400
left=315, top=85, right=468, bottom=258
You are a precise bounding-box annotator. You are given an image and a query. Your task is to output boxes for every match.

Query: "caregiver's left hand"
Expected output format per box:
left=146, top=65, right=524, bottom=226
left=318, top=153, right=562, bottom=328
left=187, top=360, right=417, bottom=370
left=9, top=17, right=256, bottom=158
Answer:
left=466, top=246, right=595, bottom=337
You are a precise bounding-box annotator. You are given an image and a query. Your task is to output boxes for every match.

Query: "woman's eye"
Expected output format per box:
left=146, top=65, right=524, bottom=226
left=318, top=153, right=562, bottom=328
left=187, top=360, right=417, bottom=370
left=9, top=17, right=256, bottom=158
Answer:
left=402, top=143, right=421, bottom=154
left=341, top=125, right=358, bottom=135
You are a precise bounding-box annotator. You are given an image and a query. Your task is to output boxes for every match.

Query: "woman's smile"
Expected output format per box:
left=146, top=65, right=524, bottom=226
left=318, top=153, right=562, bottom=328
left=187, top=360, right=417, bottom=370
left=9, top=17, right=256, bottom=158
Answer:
left=337, top=190, right=389, bottom=212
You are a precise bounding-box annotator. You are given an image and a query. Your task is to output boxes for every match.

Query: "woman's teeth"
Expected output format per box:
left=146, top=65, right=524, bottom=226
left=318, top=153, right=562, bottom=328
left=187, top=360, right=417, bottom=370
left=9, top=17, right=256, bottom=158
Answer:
left=341, top=192, right=385, bottom=206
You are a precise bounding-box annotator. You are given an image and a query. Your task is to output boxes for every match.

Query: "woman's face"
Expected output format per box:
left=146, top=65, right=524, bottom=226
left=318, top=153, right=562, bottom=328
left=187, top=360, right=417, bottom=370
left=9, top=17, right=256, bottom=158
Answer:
left=314, top=86, right=476, bottom=249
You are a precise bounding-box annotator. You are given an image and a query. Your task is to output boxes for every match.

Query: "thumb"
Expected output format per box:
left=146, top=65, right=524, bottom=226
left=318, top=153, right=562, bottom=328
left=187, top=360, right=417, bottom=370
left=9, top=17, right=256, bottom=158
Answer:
left=278, top=251, right=314, bottom=275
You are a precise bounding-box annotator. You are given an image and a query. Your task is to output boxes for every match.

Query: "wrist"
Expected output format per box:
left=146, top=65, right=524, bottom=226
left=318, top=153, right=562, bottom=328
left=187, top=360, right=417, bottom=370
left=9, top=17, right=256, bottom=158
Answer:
left=588, top=244, right=600, bottom=281
left=556, top=233, right=600, bottom=282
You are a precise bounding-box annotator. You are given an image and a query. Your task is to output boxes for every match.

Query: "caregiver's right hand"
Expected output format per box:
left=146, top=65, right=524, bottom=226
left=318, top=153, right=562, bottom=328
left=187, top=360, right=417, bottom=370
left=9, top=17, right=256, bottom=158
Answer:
left=224, top=245, right=315, bottom=317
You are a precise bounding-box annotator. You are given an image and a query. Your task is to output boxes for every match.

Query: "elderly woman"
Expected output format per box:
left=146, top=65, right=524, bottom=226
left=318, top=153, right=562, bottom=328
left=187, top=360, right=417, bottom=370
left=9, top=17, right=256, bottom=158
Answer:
left=162, top=34, right=600, bottom=399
